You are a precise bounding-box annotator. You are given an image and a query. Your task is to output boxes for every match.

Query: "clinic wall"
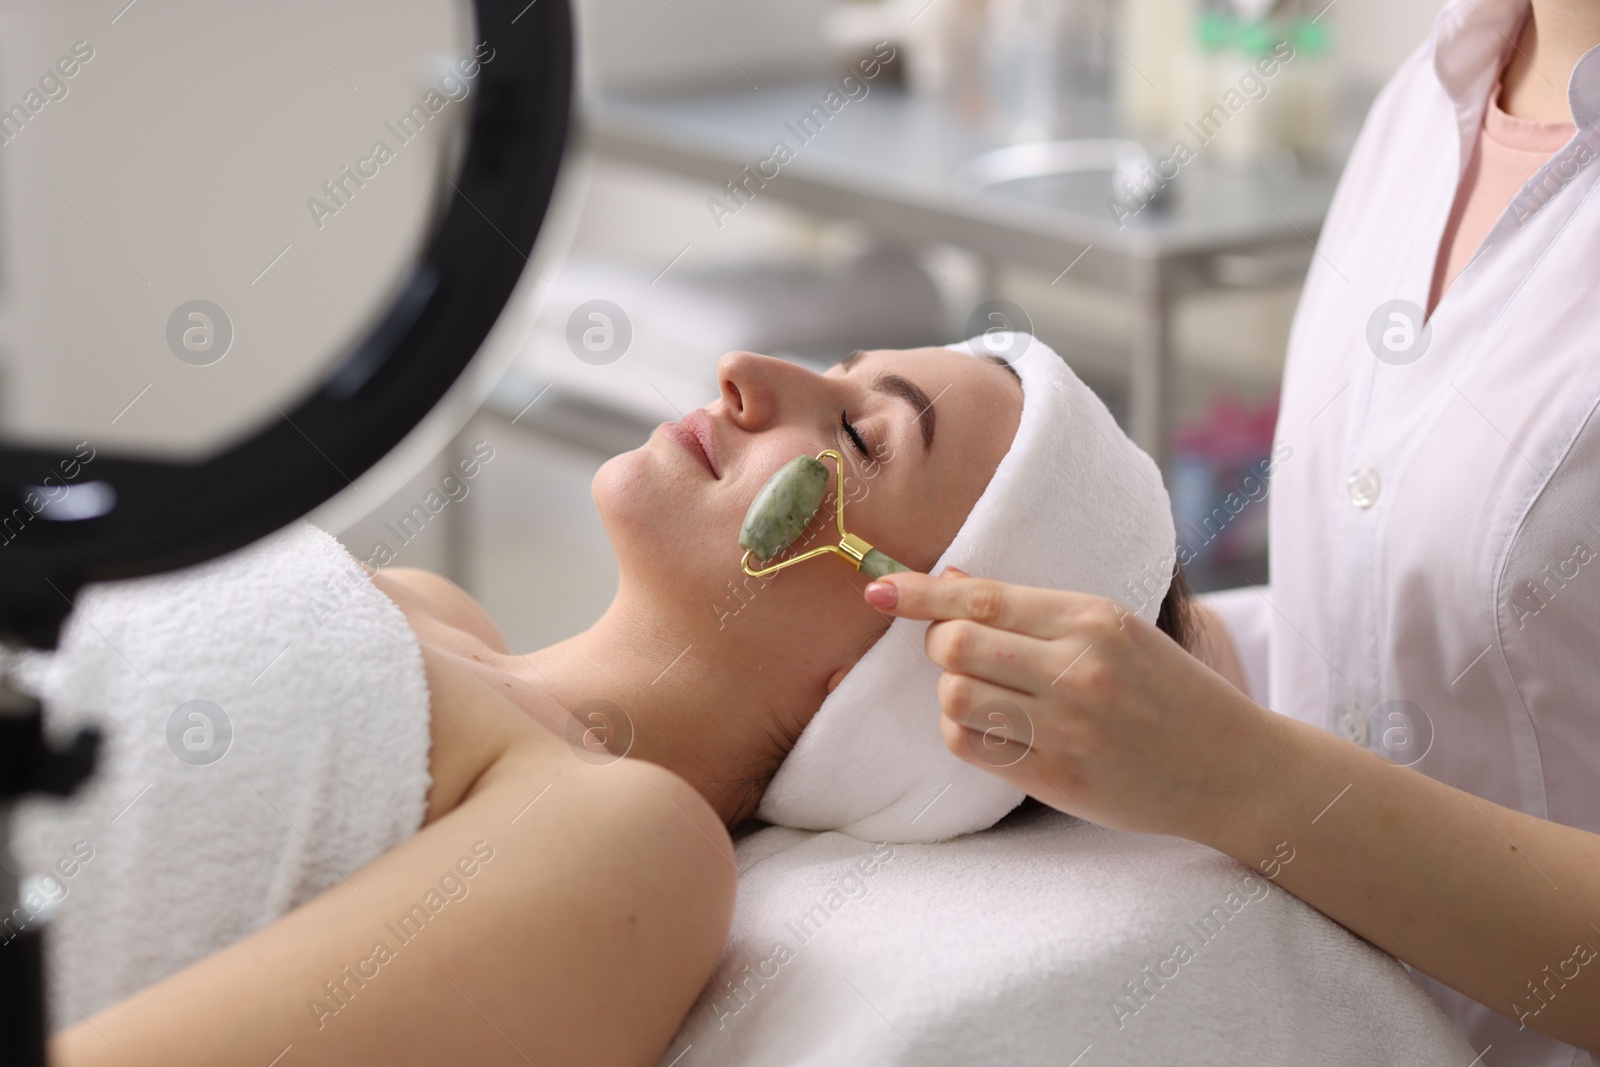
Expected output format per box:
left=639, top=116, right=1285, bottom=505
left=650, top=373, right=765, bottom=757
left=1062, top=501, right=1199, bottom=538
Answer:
left=574, top=0, right=834, bottom=95
left=572, top=0, right=1447, bottom=99
left=1332, top=0, right=1446, bottom=90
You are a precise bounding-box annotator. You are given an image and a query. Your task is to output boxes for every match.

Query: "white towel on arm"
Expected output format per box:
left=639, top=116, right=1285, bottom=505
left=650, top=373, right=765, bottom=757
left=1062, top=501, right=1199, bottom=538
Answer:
left=759, top=334, right=1177, bottom=843
left=10, top=521, right=432, bottom=1028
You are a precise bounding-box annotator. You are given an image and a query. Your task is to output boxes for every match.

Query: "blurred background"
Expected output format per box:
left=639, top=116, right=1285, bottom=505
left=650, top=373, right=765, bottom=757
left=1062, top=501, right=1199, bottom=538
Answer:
left=336, top=0, right=1445, bottom=652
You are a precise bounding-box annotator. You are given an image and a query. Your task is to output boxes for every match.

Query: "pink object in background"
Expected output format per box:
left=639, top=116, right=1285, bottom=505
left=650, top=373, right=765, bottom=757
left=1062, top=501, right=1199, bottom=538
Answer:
left=1169, top=391, right=1280, bottom=579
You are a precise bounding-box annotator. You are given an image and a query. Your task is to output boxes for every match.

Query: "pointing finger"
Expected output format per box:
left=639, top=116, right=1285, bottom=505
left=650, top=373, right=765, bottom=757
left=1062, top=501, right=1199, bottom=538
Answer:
left=864, top=570, right=1106, bottom=641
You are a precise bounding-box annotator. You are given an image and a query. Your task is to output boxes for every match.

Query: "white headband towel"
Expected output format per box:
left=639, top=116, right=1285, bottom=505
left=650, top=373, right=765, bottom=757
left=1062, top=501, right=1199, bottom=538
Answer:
left=756, top=333, right=1176, bottom=842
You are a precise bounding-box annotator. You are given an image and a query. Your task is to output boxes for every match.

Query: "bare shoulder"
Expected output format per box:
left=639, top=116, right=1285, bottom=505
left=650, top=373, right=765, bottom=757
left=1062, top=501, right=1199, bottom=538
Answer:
left=51, top=676, right=735, bottom=1067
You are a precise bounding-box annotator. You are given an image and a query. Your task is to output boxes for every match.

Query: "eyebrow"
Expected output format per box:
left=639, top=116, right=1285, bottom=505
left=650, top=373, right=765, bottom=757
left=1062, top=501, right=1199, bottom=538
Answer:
left=835, top=350, right=937, bottom=453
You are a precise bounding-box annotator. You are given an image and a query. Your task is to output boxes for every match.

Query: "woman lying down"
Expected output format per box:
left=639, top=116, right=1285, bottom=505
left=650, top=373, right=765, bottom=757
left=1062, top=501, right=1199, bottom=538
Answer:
left=19, top=334, right=1197, bottom=1067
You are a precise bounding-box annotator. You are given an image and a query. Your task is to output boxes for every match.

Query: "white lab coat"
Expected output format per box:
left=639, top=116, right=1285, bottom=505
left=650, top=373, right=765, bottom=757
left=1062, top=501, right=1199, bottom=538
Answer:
left=1206, top=0, right=1600, bottom=1061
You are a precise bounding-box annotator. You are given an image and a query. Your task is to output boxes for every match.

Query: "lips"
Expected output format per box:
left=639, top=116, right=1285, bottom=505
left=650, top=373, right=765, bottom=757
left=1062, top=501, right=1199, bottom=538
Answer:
left=661, top=411, right=719, bottom=478
left=682, top=411, right=719, bottom=477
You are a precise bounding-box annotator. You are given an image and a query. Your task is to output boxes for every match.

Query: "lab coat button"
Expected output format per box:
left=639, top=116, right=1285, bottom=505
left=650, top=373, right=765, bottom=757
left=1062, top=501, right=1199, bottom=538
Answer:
left=1347, top=468, right=1381, bottom=508
left=1337, top=705, right=1368, bottom=745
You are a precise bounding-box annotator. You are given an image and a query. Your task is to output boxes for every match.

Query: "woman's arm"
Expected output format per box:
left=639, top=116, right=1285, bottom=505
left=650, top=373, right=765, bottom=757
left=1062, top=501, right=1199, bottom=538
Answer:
left=1216, top=710, right=1600, bottom=1050
left=864, top=570, right=1600, bottom=1052
left=51, top=665, right=737, bottom=1067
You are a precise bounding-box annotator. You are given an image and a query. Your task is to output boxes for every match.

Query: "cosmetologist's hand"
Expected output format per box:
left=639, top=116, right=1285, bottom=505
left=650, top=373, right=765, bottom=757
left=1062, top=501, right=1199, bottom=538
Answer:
left=862, top=567, right=1288, bottom=840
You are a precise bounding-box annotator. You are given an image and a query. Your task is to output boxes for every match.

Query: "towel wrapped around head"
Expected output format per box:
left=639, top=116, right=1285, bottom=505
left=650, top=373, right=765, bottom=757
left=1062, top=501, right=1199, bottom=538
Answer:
left=756, top=333, right=1176, bottom=842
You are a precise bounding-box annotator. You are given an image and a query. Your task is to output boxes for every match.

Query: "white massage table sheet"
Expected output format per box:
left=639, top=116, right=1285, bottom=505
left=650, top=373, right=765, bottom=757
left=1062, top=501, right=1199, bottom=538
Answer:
left=659, top=805, right=1473, bottom=1066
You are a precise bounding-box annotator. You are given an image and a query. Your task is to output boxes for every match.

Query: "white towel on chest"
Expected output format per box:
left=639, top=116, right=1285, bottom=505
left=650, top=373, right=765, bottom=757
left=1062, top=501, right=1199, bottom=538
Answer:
left=10, top=520, right=432, bottom=1027
left=759, top=334, right=1176, bottom=842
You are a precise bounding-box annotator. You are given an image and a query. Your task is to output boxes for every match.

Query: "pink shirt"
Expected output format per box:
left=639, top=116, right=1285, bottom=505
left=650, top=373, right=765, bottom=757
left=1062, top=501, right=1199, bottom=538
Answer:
left=1205, top=0, right=1600, bottom=1062
left=1428, top=78, right=1576, bottom=314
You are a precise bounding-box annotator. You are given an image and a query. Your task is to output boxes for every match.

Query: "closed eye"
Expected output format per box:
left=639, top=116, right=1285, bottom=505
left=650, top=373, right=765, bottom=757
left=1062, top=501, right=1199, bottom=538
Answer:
left=840, top=410, right=872, bottom=459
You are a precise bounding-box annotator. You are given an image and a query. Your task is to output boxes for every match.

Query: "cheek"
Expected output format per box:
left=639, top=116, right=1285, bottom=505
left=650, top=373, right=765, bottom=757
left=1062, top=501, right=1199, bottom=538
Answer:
left=843, top=485, right=949, bottom=574
left=595, top=446, right=763, bottom=597
left=922, top=494, right=975, bottom=568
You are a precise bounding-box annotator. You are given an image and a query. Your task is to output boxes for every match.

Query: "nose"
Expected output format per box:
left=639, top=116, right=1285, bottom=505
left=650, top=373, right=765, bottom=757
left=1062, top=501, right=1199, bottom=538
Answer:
left=716, top=351, right=826, bottom=433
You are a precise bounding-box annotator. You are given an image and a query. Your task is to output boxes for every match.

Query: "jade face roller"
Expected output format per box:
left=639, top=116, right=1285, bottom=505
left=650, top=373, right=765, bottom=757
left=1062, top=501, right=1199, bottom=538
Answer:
left=738, top=449, right=911, bottom=579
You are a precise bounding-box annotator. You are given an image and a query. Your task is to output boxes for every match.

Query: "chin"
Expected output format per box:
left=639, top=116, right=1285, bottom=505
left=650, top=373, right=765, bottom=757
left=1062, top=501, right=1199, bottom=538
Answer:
left=591, top=448, right=651, bottom=554
left=591, top=441, right=723, bottom=597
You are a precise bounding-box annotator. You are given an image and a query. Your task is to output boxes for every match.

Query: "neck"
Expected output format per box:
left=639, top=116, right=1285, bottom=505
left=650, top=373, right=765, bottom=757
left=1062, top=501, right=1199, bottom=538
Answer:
left=1500, top=0, right=1600, bottom=123
left=510, top=590, right=784, bottom=827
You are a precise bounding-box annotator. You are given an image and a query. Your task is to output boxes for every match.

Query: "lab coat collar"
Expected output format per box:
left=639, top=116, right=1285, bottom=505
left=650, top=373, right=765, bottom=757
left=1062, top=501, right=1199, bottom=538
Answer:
left=1429, top=0, right=1523, bottom=106
left=1430, top=0, right=1600, bottom=129
left=1572, top=42, right=1600, bottom=128
left=1428, top=0, right=1523, bottom=177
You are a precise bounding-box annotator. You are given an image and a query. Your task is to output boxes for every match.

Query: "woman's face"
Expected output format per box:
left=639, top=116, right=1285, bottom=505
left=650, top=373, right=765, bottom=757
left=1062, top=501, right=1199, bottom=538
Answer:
left=597, top=346, right=1022, bottom=602
left=591, top=345, right=1023, bottom=791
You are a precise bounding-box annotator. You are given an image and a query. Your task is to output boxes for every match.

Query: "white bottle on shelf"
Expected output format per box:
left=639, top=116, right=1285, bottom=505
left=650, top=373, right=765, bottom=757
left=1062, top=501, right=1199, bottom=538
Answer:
left=1114, top=0, right=1199, bottom=141
left=986, top=0, right=1067, bottom=140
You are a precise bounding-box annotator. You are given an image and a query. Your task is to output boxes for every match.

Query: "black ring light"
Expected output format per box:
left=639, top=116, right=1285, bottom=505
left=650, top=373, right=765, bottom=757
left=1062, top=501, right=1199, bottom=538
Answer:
left=0, top=2, right=572, bottom=1062
left=0, top=0, right=573, bottom=649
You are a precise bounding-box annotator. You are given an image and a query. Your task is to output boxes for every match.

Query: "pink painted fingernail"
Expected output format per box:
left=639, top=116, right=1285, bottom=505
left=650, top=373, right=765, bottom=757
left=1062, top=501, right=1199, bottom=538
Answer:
left=864, top=581, right=898, bottom=609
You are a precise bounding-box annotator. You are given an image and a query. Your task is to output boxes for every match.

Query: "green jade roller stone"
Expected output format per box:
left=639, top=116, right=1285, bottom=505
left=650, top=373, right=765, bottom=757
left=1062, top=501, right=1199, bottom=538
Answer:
left=740, top=455, right=829, bottom=560
left=738, top=454, right=912, bottom=577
